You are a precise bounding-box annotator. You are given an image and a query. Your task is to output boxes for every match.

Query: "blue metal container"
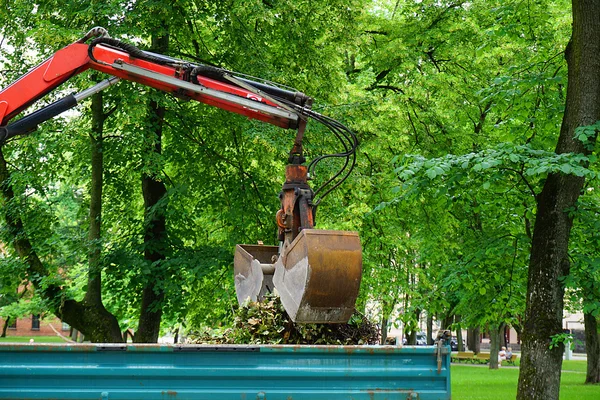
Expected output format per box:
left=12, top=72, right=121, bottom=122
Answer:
left=0, top=343, right=450, bottom=399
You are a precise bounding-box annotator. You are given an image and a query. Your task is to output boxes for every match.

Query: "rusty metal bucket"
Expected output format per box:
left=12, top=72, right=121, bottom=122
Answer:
left=273, top=229, right=362, bottom=323
left=233, top=244, right=278, bottom=304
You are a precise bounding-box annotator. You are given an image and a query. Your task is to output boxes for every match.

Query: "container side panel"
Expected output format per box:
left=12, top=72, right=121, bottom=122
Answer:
left=0, top=344, right=450, bottom=400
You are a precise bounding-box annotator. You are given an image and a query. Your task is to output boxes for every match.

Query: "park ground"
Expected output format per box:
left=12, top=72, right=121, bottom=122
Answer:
left=1, top=337, right=599, bottom=398
left=452, top=360, right=600, bottom=399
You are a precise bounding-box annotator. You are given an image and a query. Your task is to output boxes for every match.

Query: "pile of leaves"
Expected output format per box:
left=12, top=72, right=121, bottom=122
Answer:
left=186, top=296, right=379, bottom=345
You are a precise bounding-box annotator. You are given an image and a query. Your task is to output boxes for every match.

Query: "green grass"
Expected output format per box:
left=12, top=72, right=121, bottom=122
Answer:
left=562, top=359, right=588, bottom=373
left=452, top=364, right=600, bottom=399
left=0, top=336, right=69, bottom=343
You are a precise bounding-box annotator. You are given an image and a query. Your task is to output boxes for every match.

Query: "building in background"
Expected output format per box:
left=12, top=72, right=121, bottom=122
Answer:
left=1, top=315, right=69, bottom=338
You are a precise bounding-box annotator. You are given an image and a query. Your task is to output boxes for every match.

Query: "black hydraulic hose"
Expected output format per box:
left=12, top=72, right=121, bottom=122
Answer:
left=281, top=102, right=358, bottom=205
left=0, top=94, right=78, bottom=143
left=88, top=37, right=306, bottom=105
left=85, top=34, right=357, bottom=204
left=238, top=77, right=307, bottom=105
left=314, top=152, right=356, bottom=205
left=88, top=37, right=176, bottom=66
left=190, top=66, right=306, bottom=105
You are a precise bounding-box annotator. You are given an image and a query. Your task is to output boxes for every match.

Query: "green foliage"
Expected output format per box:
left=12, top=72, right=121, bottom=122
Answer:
left=187, top=296, right=379, bottom=345
left=549, top=332, right=576, bottom=351
left=574, top=121, right=600, bottom=151
left=348, top=0, right=580, bottom=339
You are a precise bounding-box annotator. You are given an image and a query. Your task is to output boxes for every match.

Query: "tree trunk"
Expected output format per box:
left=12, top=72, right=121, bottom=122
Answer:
left=414, top=308, right=422, bottom=342
left=517, top=2, right=600, bottom=398
left=489, top=323, right=504, bottom=370
left=467, top=327, right=481, bottom=354
left=456, top=315, right=464, bottom=351
left=407, top=329, right=416, bottom=345
left=1, top=317, right=10, bottom=337
left=441, top=314, right=453, bottom=330
left=584, top=312, right=600, bottom=384
left=134, top=31, right=169, bottom=344
left=0, top=149, right=123, bottom=343
left=84, top=91, right=105, bottom=307
left=426, top=313, right=433, bottom=345
left=380, top=314, right=388, bottom=344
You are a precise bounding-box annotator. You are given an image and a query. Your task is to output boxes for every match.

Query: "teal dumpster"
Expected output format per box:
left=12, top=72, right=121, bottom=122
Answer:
left=0, top=343, right=450, bottom=399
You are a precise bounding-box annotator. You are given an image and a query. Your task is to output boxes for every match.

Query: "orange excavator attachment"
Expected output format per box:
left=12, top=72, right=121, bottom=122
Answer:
left=273, top=229, right=362, bottom=323
left=234, top=161, right=363, bottom=324
left=234, top=231, right=362, bottom=323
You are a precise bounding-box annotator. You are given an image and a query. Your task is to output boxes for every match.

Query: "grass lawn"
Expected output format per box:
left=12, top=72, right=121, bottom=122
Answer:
left=452, top=363, right=600, bottom=399
left=562, top=359, right=588, bottom=373
left=0, top=336, right=70, bottom=343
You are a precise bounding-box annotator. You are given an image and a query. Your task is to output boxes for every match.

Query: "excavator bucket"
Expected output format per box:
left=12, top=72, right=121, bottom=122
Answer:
left=273, top=229, right=362, bottom=323
left=234, top=244, right=278, bottom=304
left=234, top=160, right=362, bottom=323
left=234, top=230, right=363, bottom=324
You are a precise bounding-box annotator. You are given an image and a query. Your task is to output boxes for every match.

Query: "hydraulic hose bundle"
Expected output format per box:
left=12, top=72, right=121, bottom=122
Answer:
left=86, top=34, right=358, bottom=207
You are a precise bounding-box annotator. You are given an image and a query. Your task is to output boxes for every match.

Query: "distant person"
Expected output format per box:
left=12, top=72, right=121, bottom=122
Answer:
left=505, top=347, right=513, bottom=360
left=499, top=346, right=507, bottom=366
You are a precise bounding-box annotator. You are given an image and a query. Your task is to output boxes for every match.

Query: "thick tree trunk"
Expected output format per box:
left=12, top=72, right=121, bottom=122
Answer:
left=0, top=149, right=123, bottom=343
left=584, top=312, right=600, bottom=384
left=134, top=31, right=169, bottom=344
left=517, top=2, right=600, bottom=398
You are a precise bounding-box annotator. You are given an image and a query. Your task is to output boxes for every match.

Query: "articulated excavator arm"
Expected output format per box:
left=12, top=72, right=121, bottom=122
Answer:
left=0, top=27, right=362, bottom=323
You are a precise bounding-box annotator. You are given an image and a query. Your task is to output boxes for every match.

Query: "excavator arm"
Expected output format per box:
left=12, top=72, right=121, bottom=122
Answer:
left=0, top=27, right=362, bottom=324
left=0, top=27, right=307, bottom=141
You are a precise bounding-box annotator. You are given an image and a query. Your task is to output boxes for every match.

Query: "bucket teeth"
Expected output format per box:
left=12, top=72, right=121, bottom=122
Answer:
left=234, top=230, right=362, bottom=324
